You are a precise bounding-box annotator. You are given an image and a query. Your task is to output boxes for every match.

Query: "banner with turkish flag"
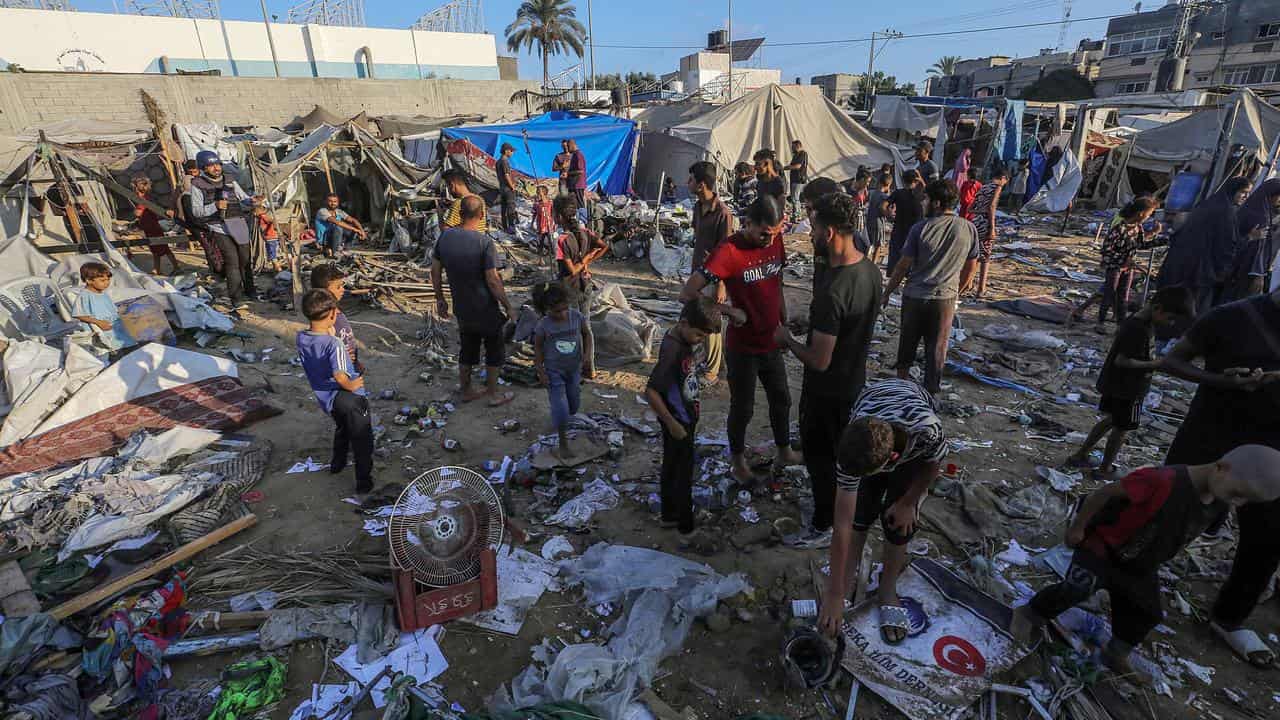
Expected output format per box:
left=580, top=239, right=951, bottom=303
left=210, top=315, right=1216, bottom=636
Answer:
left=839, top=558, right=1034, bottom=720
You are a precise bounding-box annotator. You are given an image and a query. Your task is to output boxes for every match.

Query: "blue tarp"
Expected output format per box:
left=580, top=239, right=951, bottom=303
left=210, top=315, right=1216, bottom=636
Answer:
left=441, top=111, right=638, bottom=195
left=998, top=100, right=1026, bottom=162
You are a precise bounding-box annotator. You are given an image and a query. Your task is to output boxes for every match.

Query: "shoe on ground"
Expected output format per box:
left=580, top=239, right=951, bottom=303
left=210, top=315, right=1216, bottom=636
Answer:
left=783, top=527, right=832, bottom=549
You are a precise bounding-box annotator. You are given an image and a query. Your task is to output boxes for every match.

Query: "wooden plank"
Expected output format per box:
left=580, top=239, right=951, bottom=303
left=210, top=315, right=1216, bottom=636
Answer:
left=50, top=514, right=258, bottom=620
left=0, top=560, right=40, bottom=616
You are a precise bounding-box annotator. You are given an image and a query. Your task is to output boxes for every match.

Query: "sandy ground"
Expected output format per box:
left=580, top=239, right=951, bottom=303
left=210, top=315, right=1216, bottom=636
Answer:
left=149, top=218, right=1280, bottom=720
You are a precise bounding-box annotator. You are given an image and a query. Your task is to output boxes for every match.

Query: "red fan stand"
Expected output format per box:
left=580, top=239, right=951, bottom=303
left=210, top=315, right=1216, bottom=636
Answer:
left=393, top=547, right=499, bottom=631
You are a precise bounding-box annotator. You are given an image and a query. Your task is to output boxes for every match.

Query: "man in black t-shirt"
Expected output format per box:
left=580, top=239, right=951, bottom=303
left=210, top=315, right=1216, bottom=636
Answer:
left=753, top=149, right=786, bottom=204
left=913, top=141, right=939, bottom=184
left=887, top=169, right=925, bottom=270
left=431, top=196, right=515, bottom=407
left=1067, top=287, right=1194, bottom=476
left=787, top=139, right=810, bottom=213
left=777, top=192, right=883, bottom=548
left=1162, top=285, right=1280, bottom=667
left=496, top=143, right=517, bottom=234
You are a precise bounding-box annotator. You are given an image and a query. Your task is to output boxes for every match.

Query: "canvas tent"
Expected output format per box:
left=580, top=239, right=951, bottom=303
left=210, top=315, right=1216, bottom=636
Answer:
left=634, top=84, right=905, bottom=198
left=1086, top=88, right=1280, bottom=207
left=1129, top=88, right=1280, bottom=187
left=441, top=111, right=638, bottom=196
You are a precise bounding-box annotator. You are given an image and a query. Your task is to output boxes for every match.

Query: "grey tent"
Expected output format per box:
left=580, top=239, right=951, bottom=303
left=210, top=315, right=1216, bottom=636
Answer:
left=634, top=85, right=904, bottom=198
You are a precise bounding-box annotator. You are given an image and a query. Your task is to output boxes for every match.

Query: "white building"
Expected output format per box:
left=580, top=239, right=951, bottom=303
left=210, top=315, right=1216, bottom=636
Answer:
left=676, top=32, right=780, bottom=102
left=0, top=8, right=500, bottom=80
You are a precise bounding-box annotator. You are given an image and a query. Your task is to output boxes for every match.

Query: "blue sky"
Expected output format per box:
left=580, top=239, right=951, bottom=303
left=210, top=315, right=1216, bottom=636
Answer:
left=72, top=0, right=1129, bottom=86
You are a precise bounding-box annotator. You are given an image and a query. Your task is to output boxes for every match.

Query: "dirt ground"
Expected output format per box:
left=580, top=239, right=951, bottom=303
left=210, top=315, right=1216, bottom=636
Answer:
left=155, top=215, right=1280, bottom=720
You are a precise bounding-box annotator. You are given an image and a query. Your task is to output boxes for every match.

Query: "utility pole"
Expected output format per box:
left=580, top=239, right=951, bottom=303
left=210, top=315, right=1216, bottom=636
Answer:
left=1162, top=0, right=1213, bottom=92
left=260, top=0, right=281, bottom=78
left=864, top=29, right=902, bottom=113
left=727, top=0, right=733, bottom=102
left=587, top=0, right=596, bottom=89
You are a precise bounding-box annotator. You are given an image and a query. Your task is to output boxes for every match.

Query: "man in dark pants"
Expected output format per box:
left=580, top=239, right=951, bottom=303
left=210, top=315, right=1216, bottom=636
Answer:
left=689, top=161, right=733, bottom=384
left=883, top=180, right=979, bottom=394
left=431, top=195, right=516, bottom=407
left=188, top=150, right=256, bottom=310
left=886, top=169, right=925, bottom=271
left=496, top=142, right=518, bottom=234
left=776, top=192, right=882, bottom=548
left=679, top=195, right=801, bottom=484
left=1161, top=284, right=1280, bottom=667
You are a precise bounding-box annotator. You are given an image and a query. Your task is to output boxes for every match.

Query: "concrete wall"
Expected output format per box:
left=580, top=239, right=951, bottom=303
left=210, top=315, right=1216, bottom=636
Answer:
left=0, top=73, right=540, bottom=134
left=0, top=8, right=499, bottom=80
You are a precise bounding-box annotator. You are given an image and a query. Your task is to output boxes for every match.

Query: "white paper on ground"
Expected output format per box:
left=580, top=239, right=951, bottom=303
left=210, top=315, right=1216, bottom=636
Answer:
left=335, top=627, right=448, bottom=708
left=462, top=546, right=561, bottom=635
left=540, top=535, right=574, bottom=561
left=287, top=457, right=327, bottom=473
left=287, top=682, right=360, bottom=720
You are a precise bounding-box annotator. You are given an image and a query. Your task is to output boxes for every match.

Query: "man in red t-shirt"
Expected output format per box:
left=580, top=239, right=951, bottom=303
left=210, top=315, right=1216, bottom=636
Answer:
left=680, top=195, right=800, bottom=483
left=1010, top=445, right=1280, bottom=680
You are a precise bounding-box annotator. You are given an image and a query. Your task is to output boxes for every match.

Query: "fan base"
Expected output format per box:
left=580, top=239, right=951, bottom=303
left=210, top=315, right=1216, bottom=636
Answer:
left=393, top=548, right=499, bottom=631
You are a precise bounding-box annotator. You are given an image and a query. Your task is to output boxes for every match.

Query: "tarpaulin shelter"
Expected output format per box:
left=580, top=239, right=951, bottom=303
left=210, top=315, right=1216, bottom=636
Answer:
left=1129, top=88, right=1280, bottom=191
left=284, top=105, right=348, bottom=135
left=248, top=121, right=437, bottom=237
left=634, top=85, right=905, bottom=198
left=441, top=111, right=638, bottom=195
left=1085, top=88, right=1280, bottom=207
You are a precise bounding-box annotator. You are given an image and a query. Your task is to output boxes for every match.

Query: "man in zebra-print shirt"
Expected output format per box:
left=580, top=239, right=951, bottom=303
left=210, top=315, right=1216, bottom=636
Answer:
left=818, top=378, right=947, bottom=645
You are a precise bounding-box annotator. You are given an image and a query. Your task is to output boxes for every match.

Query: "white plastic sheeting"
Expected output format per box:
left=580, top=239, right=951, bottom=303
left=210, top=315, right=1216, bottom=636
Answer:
left=497, top=543, right=750, bottom=719
left=58, top=472, right=210, bottom=560
left=0, top=339, right=106, bottom=447
left=28, top=343, right=237, bottom=440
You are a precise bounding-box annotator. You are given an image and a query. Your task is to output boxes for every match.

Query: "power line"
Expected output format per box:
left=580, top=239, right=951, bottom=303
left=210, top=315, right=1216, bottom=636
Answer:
left=591, top=12, right=1124, bottom=50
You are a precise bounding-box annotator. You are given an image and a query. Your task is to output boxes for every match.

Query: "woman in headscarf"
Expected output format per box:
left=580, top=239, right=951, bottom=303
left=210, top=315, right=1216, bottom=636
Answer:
left=1225, top=178, right=1280, bottom=300
left=1156, top=176, right=1251, bottom=314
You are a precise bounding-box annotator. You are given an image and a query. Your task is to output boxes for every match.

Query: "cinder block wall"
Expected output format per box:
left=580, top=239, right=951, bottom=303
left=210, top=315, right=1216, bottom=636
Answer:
left=0, top=73, right=541, bottom=134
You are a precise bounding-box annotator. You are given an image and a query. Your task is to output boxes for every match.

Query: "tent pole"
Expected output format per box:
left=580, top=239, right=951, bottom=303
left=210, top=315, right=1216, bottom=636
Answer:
left=321, top=146, right=336, bottom=194
left=1199, top=99, right=1240, bottom=204
left=42, top=135, right=85, bottom=249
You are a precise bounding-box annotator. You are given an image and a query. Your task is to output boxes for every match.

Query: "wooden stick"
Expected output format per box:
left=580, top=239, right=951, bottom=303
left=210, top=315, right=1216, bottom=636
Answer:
left=321, top=147, right=335, bottom=194
left=50, top=514, right=258, bottom=619
left=162, top=631, right=263, bottom=658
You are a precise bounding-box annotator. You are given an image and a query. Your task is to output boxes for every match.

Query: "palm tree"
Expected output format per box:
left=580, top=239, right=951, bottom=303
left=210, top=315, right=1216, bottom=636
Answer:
left=928, top=55, right=962, bottom=77
left=505, top=0, right=587, bottom=90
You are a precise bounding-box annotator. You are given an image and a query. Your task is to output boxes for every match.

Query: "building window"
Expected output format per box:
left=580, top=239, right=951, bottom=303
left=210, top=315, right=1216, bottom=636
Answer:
left=1116, top=80, right=1149, bottom=94
left=996, top=85, right=1005, bottom=96
left=1256, top=42, right=1276, bottom=53
left=1106, top=27, right=1173, bottom=56
left=1131, top=57, right=1147, bottom=66
left=1212, top=31, right=1226, bottom=41
left=1223, top=63, right=1280, bottom=85
left=1259, top=23, right=1280, bottom=39
left=1195, top=74, right=1211, bottom=82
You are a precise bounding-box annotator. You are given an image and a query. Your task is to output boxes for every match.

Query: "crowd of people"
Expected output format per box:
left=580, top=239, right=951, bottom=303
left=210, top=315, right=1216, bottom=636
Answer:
left=60, top=122, right=1280, bottom=685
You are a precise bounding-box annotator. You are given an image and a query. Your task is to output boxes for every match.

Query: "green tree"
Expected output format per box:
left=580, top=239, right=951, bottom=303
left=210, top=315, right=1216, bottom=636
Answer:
left=1019, top=68, right=1095, bottom=101
left=592, top=73, right=623, bottom=90
left=625, top=71, right=658, bottom=90
left=928, top=55, right=962, bottom=77
left=505, top=0, right=587, bottom=89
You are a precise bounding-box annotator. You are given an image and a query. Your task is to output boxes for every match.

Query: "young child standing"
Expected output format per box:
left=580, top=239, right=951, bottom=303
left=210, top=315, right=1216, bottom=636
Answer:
left=533, top=185, right=555, bottom=256
left=131, top=176, right=179, bottom=275
left=1012, top=445, right=1280, bottom=680
left=533, top=284, right=593, bottom=460
left=310, top=264, right=362, bottom=374
left=1098, top=197, right=1165, bottom=331
left=645, top=296, right=721, bottom=534
left=252, top=199, right=282, bottom=273
left=1067, top=287, right=1195, bottom=476
left=1007, top=159, right=1030, bottom=210
left=72, top=262, right=136, bottom=353
left=297, top=288, right=373, bottom=494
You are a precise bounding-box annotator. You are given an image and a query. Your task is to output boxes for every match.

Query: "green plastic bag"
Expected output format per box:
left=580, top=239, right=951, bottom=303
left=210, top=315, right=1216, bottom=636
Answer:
left=206, top=656, right=286, bottom=720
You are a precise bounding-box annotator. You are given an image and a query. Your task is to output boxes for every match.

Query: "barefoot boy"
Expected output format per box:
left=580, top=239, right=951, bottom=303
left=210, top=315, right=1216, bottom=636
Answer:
left=1067, top=286, right=1195, bottom=476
